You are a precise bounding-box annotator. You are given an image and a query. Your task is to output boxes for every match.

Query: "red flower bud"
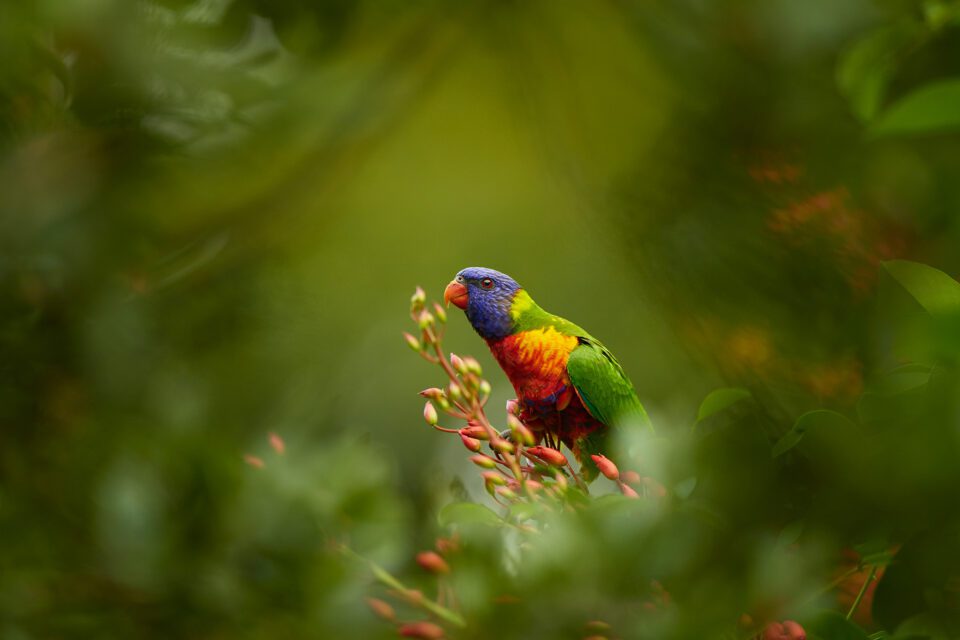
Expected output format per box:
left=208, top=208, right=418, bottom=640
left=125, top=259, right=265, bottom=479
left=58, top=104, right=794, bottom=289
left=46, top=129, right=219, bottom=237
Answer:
left=399, top=621, right=445, bottom=639
left=366, top=597, right=395, bottom=620
left=763, top=622, right=786, bottom=640
left=460, top=426, right=489, bottom=440
left=782, top=621, right=806, bottom=640
left=416, top=551, right=450, bottom=574
left=591, top=454, right=620, bottom=481
left=526, top=446, right=567, bottom=466
left=423, top=401, right=438, bottom=426
left=470, top=454, right=497, bottom=469
left=460, top=433, right=482, bottom=452
left=622, top=470, right=641, bottom=485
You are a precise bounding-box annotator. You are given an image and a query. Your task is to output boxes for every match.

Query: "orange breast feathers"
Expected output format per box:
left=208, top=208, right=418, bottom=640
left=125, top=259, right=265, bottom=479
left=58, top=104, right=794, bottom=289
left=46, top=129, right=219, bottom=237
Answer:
left=487, top=327, right=579, bottom=403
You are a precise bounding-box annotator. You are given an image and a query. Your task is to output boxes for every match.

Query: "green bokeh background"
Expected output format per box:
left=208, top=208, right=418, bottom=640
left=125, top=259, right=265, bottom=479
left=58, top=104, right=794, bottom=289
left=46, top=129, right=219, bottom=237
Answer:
left=3, top=1, right=960, bottom=638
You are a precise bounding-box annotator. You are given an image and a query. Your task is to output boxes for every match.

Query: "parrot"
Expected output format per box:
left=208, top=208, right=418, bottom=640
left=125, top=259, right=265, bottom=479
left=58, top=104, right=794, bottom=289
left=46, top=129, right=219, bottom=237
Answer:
left=444, top=267, right=651, bottom=480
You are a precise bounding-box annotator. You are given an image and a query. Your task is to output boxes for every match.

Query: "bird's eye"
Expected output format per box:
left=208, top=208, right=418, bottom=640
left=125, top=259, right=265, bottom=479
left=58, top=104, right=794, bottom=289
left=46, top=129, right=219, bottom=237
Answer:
left=480, top=278, right=494, bottom=290
left=456, top=275, right=464, bottom=283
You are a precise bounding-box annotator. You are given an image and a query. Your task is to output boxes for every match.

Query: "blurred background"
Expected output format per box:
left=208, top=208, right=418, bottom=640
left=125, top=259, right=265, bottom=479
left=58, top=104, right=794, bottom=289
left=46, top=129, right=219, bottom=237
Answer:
left=3, top=0, right=960, bottom=637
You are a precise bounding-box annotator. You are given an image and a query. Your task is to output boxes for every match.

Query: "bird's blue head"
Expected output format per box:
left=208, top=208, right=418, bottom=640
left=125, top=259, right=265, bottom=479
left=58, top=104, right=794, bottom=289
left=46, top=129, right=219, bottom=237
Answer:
left=444, top=267, right=523, bottom=340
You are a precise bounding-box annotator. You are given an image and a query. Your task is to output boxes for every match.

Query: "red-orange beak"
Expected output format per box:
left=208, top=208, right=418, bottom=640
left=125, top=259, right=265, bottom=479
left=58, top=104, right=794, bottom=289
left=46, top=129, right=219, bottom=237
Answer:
left=444, top=280, right=469, bottom=309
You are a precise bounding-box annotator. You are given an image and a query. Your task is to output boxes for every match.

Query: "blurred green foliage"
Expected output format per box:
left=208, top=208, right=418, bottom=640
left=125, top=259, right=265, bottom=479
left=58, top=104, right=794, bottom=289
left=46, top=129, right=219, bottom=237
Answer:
left=3, top=0, right=960, bottom=638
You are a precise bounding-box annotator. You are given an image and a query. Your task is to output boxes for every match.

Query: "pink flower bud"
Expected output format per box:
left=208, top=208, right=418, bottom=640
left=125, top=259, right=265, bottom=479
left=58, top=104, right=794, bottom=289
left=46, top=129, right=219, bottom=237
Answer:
left=527, top=446, right=567, bottom=466
left=423, top=401, right=438, bottom=426
left=524, top=480, right=543, bottom=493
left=490, top=438, right=515, bottom=454
left=506, top=398, right=520, bottom=416
left=403, top=332, right=421, bottom=352
left=410, top=288, right=426, bottom=315
left=432, top=302, right=447, bottom=323
left=642, top=476, right=668, bottom=498
left=418, top=311, right=435, bottom=329
left=411, top=286, right=426, bottom=305
left=619, top=482, right=639, bottom=498
left=470, top=454, right=496, bottom=469
left=450, top=353, right=466, bottom=373
left=416, top=551, right=450, bottom=574
left=622, top=470, right=641, bottom=485
left=366, top=597, right=395, bottom=620
left=447, top=382, right=462, bottom=400
left=460, top=433, right=482, bottom=452
left=463, top=357, right=482, bottom=375
left=763, top=622, right=786, bottom=640
left=419, top=387, right=444, bottom=400
left=399, top=621, right=445, bottom=639
left=435, top=535, right=460, bottom=554
left=553, top=471, right=568, bottom=489
left=496, top=487, right=518, bottom=500
left=243, top=454, right=264, bottom=469
left=482, top=471, right=507, bottom=486
left=591, top=454, right=620, bottom=481
left=268, top=432, right=285, bottom=455
left=782, top=621, right=806, bottom=640
left=507, top=414, right=535, bottom=446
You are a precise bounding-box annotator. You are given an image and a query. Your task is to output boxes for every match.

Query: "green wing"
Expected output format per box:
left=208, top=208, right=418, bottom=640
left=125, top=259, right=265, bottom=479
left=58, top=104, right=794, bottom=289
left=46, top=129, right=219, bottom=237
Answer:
left=566, top=337, right=651, bottom=430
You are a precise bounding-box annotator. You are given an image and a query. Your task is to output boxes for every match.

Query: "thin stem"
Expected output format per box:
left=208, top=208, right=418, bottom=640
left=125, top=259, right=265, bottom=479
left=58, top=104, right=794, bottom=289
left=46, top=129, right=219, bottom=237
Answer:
left=339, top=545, right=466, bottom=629
left=846, top=565, right=878, bottom=621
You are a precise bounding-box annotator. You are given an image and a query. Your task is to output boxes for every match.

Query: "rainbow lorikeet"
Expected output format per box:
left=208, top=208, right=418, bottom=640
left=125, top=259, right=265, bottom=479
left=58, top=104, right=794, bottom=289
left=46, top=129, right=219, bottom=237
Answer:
left=444, top=267, right=651, bottom=479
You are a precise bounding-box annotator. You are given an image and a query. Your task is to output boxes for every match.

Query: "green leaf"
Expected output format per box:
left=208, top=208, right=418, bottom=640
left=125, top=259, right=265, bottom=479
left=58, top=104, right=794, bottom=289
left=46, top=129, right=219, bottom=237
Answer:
left=673, top=476, right=697, bottom=500
left=438, top=502, right=502, bottom=528
left=882, top=260, right=960, bottom=315
left=836, top=28, right=905, bottom=122
left=892, top=613, right=955, bottom=640
left=873, top=524, right=960, bottom=632
left=871, top=79, right=960, bottom=136
left=696, top=387, right=751, bottom=422
left=804, top=610, right=869, bottom=640
left=771, top=428, right=805, bottom=458
left=772, top=410, right=859, bottom=458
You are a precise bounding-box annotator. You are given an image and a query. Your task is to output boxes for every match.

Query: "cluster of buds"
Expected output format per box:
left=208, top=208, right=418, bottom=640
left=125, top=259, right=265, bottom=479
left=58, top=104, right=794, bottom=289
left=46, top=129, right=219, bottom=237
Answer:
left=406, top=287, right=667, bottom=509
left=406, top=287, right=588, bottom=509
left=369, top=287, right=668, bottom=638
left=590, top=454, right=666, bottom=499
left=363, top=533, right=465, bottom=639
